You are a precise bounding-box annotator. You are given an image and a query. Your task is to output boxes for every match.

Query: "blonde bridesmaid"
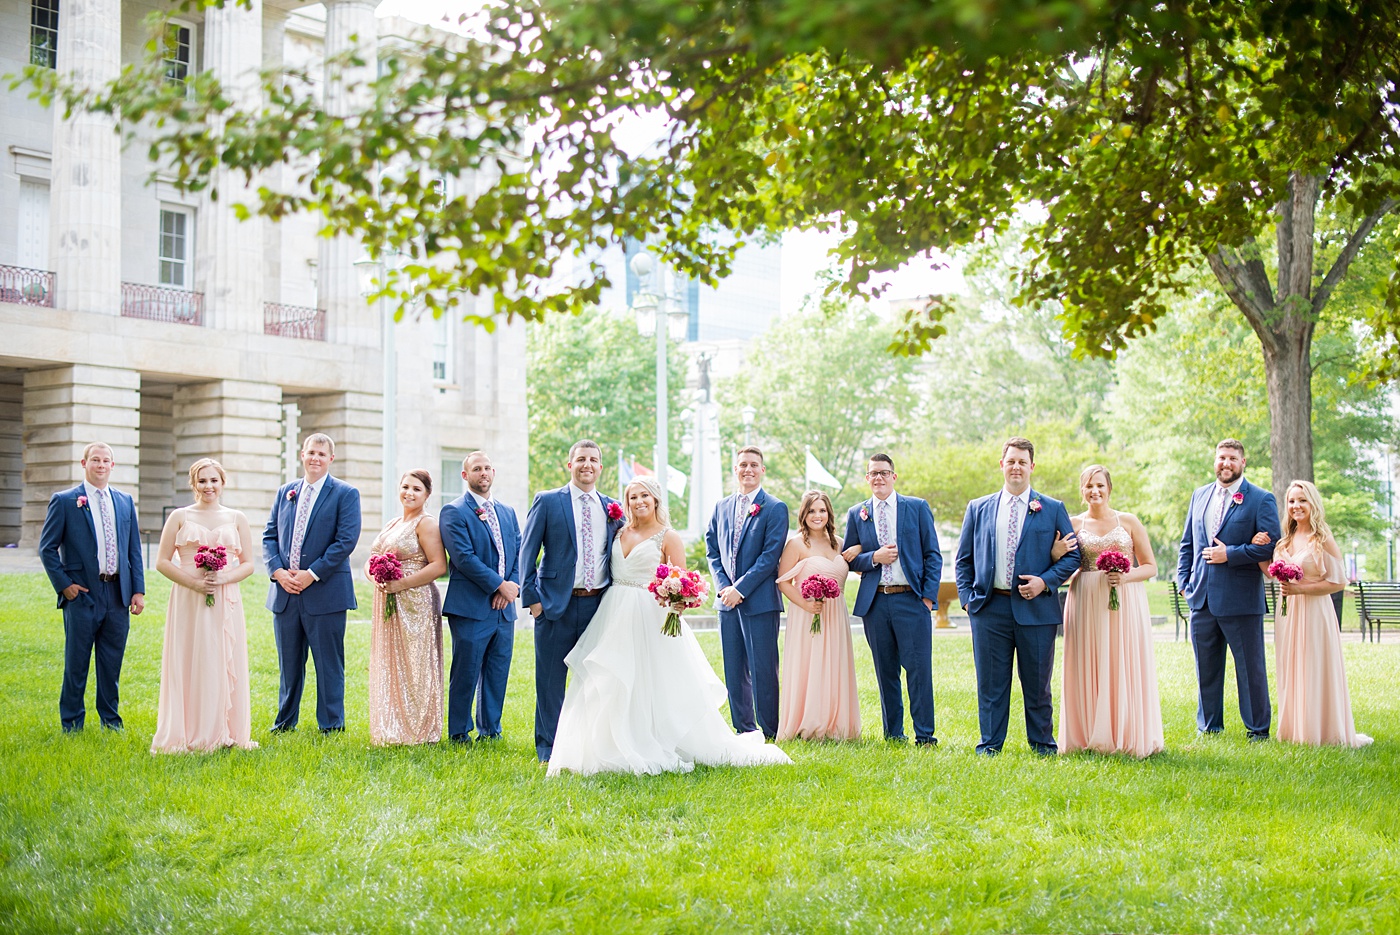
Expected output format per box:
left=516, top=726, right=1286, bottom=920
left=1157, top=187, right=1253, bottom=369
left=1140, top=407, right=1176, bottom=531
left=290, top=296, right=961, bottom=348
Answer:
left=1267, top=481, right=1372, bottom=747
left=152, top=459, right=258, bottom=753
left=364, top=470, right=448, bottom=746
left=774, top=491, right=861, bottom=741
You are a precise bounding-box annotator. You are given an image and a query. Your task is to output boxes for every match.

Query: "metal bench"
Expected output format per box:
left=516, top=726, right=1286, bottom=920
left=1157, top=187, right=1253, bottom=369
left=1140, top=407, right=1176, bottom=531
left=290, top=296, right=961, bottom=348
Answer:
left=1170, top=579, right=1279, bottom=640
left=1354, top=581, right=1400, bottom=642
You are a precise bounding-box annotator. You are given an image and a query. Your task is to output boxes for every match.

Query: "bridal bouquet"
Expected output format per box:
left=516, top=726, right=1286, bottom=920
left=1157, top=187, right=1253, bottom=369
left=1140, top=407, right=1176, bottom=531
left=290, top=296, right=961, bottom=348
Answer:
left=193, top=545, right=228, bottom=607
left=648, top=563, right=708, bottom=637
left=368, top=552, right=405, bottom=621
left=1095, top=549, right=1132, bottom=610
left=800, top=574, right=842, bottom=634
left=1268, top=560, right=1304, bottom=615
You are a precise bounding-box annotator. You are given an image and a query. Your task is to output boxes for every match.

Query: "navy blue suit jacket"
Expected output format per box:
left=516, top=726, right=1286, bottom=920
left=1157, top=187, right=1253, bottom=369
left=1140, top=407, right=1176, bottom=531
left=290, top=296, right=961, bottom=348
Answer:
left=39, top=484, right=145, bottom=608
left=262, top=476, right=361, bottom=615
left=1177, top=478, right=1280, bottom=616
left=520, top=486, right=623, bottom=620
left=704, top=488, right=789, bottom=616
left=955, top=489, right=1079, bottom=626
left=841, top=494, right=942, bottom=617
left=441, top=494, right=521, bottom=621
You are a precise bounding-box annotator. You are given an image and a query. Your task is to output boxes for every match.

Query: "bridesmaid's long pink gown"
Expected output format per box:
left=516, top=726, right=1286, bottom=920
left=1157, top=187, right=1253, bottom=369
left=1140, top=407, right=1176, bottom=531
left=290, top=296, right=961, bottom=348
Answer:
left=1273, top=542, right=1372, bottom=747
left=1061, top=518, right=1163, bottom=757
left=777, top=555, right=861, bottom=742
left=151, top=519, right=257, bottom=753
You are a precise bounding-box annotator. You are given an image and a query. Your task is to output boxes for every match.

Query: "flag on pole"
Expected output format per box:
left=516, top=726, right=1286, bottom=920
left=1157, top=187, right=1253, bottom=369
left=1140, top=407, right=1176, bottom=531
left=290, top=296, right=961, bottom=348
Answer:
left=805, top=447, right=843, bottom=489
left=665, top=465, right=687, bottom=497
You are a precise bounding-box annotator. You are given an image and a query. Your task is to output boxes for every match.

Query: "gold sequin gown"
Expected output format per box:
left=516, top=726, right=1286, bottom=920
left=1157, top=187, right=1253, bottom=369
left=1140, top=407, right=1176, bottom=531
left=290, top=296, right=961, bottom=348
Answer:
left=368, top=515, right=444, bottom=745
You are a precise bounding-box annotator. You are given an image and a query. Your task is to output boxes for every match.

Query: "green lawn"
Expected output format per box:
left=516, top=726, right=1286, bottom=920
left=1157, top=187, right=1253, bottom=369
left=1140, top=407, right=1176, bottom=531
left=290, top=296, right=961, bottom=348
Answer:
left=1, top=572, right=1396, bottom=933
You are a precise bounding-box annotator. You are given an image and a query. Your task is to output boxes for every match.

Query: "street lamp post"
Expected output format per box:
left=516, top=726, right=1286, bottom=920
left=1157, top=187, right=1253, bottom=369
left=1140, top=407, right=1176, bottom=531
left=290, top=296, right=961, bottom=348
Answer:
left=741, top=405, right=757, bottom=447
left=630, top=251, right=689, bottom=505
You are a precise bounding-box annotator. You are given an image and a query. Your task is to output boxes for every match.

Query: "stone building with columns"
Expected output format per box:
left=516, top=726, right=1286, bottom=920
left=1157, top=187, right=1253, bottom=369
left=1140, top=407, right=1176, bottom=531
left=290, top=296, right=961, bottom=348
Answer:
left=0, top=0, right=528, bottom=561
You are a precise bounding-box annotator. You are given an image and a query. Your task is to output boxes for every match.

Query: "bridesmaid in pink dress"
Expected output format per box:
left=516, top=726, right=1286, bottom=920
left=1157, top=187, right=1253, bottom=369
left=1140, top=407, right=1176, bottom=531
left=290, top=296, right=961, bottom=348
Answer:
left=775, top=490, right=861, bottom=741
left=1266, top=480, right=1372, bottom=747
left=151, top=458, right=259, bottom=753
left=1057, top=464, right=1164, bottom=757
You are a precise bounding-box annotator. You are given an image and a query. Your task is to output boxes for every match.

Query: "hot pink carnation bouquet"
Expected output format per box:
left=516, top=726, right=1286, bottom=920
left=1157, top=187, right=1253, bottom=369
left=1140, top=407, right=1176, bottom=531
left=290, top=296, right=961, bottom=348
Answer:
left=648, top=563, right=709, bottom=637
left=1268, top=560, right=1304, bottom=615
left=368, top=552, right=405, bottom=621
left=800, top=574, right=842, bottom=634
left=1095, top=549, right=1132, bottom=610
left=193, top=545, right=228, bottom=607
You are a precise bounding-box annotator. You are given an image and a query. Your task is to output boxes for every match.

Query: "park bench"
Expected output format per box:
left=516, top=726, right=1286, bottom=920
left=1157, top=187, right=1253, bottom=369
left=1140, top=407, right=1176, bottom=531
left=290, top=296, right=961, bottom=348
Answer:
left=1169, top=580, right=1280, bottom=641
left=1354, top=581, right=1400, bottom=642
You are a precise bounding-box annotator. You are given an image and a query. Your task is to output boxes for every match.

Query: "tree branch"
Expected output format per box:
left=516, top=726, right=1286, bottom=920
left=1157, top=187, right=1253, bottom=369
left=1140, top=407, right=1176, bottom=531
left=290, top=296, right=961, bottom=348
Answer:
left=1312, top=197, right=1400, bottom=314
left=1207, top=244, right=1276, bottom=351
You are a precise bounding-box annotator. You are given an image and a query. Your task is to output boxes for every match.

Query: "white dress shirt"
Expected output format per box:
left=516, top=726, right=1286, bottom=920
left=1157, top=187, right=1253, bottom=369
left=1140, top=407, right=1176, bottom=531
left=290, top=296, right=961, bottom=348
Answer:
left=293, top=474, right=330, bottom=580
left=994, top=488, right=1031, bottom=590
left=568, top=482, right=610, bottom=589
left=83, top=480, right=118, bottom=576
left=872, top=492, right=909, bottom=586
left=1208, top=476, right=1245, bottom=538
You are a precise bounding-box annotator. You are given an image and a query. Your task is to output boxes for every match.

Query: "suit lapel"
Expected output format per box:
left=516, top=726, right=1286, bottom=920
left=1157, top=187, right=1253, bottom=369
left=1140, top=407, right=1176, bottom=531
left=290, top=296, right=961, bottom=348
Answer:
left=1013, top=490, right=1038, bottom=562
left=980, top=494, right=999, bottom=564
left=559, top=487, right=578, bottom=553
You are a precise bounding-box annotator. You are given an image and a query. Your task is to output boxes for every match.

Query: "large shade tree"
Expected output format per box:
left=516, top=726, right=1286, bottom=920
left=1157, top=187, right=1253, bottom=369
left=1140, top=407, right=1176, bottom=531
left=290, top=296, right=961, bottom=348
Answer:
left=31, top=0, right=1400, bottom=500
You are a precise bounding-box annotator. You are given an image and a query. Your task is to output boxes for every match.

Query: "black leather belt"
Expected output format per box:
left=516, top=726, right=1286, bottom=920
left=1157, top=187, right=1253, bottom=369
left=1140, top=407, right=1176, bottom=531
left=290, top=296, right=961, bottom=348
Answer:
left=98, top=573, right=119, bottom=583
left=877, top=585, right=912, bottom=594
left=572, top=587, right=602, bottom=597
left=992, top=588, right=1012, bottom=596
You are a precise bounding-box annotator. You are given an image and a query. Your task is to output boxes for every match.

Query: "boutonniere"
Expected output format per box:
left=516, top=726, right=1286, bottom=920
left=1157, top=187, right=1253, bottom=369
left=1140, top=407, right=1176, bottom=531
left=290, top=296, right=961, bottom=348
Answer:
left=1232, top=492, right=1244, bottom=505
left=749, top=502, right=762, bottom=518
left=607, top=502, right=625, bottom=522
left=76, top=495, right=88, bottom=510
left=474, top=506, right=487, bottom=520
left=859, top=505, right=870, bottom=522
left=286, top=488, right=298, bottom=502
left=1028, top=499, right=1042, bottom=513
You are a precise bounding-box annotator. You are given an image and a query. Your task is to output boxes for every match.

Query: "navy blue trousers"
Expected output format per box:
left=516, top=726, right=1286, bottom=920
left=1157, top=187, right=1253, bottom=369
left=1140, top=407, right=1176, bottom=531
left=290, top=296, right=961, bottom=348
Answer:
left=718, top=606, right=780, bottom=738
left=969, top=593, right=1058, bottom=754
left=861, top=590, right=936, bottom=743
left=272, top=594, right=347, bottom=731
left=1190, top=605, right=1271, bottom=736
left=534, top=592, right=601, bottom=761
left=60, top=578, right=130, bottom=731
left=446, top=612, right=513, bottom=739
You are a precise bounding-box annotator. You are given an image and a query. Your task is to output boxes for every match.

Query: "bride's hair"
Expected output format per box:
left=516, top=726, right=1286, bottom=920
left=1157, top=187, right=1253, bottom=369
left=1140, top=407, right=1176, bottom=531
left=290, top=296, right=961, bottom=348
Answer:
left=1282, top=479, right=1331, bottom=549
left=623, top=477, right=670, bottom=530
left=798, top=490, right=840, bottom=549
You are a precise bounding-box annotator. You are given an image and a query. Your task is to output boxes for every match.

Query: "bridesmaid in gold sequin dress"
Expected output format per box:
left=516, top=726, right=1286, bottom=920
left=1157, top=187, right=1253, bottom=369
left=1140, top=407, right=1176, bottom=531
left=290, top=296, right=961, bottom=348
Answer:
left=1055, top=464, right=1164, bottom=757
left=364, top=470, right=448, bottom=745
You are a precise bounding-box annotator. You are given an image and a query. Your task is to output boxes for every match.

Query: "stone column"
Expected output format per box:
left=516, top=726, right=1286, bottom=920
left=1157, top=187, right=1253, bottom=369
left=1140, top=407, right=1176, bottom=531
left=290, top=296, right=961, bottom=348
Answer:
left=137, top=388, right=177, bottom=537
left=0, top=380, right=23, bottom=546
left=296, top=391, right=381, bottom=533
left=49, top=0, right=122, bottom=314
left=261, top=7, right=289, bottom=306
left=22, top=365, right=140, bottom=547
left=171, top=380, right=285, bottom=520
left=196, top=0, right=265, bottom=333
left=319, top=0, right=379, bottom=348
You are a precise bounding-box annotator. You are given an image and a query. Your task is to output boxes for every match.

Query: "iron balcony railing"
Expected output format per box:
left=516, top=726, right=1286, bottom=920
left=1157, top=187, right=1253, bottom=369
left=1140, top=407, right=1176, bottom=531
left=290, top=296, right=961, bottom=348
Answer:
left=263, top=302, right=326, bottom=340
left=0, top=264, right=55, bottom=307
left=120, top=282, right=204, bottom=325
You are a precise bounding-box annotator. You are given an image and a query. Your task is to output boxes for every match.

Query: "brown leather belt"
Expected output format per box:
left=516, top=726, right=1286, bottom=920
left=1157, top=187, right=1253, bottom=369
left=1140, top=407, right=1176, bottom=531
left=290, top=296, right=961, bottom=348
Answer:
left=98, top=573, right=119, bottom=583
left=992, top=588, right=1013, bottom=596
left=572, top=587, right=603, bottom=597
left=877, top=585, right=912, bottom=594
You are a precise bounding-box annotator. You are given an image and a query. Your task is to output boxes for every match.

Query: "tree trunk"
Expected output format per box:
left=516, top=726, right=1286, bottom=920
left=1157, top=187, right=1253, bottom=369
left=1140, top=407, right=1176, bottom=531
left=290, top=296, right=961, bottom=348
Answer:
left=1259, top=324, right=1315, bottom=499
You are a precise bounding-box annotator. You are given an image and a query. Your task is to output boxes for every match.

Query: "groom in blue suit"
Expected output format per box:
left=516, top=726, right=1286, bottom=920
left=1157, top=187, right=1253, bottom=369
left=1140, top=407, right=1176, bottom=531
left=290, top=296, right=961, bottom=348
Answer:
left=1177, top=438, right=1280, bottom=740
left=841, top=454, right=943, bottom=745
left=38, top=442, right=146, bottom=732
left=705, top=446, right=790, bottom=739
left=440, top=451, right=521, bottom=743
left=263, top=433, right=362, bottom=733
left=521, top=439, right=624, bottom=762
left=956, top=438, right=1080, bottom=755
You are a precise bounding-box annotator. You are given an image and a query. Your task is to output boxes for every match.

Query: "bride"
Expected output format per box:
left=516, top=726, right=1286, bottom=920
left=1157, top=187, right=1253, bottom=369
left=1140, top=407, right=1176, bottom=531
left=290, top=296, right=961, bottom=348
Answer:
left=547, top=477, right=793, bottom=776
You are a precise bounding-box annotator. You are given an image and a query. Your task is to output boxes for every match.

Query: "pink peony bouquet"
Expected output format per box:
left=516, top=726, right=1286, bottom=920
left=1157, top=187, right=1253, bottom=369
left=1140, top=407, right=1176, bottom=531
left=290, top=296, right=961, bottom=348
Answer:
left=1095, top=549, right=1132, bottom=610
left=1268, top=560, right=1304, bottom=615
left=648, top=563, right=708, bottom=637
left=368, top=552, right=405, bottom=621
left=800, top=574, right=842, bottom=634
left=193, top=545, right=228, bottom=606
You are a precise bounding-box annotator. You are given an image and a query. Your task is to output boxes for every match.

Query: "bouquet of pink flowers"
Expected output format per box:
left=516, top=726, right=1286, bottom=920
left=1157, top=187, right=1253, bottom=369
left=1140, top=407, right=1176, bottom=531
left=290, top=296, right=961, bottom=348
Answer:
left=1268, top=560, right=1304, bottom=615
left=1095, top=548, right=1132, bottom=610
left=368, top=552, right=405, bottom=621
left=800, top=574, right=842, bottom=634
left=193, top=545, right=228, bottom=607
left=648, top=563, right=709, bottom=637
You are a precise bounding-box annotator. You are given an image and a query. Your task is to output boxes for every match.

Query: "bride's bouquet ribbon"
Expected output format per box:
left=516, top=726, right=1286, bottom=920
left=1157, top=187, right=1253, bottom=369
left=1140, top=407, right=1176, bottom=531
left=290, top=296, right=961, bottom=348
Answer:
left=1095, top=549, right=1132, bottom=611
left=648, top=563, right=708, bottom=637
left=800, top=574, right=841, bottom=634
left=1268, top=560, right=1304, bottom=615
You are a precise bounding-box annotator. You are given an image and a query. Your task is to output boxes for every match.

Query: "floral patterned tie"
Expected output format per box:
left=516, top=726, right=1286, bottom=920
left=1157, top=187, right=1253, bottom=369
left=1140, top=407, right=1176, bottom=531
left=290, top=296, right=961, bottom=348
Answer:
left=1006, top=496, right=1022, bottom=584
left=1211, top=486, right=1229, bottom=538
left=288, top=482, right=313, bottom=572
left=482, top=499, right=505, bottom=577
left=580, top=493, right=595, bottom=589
left=96, top=488, right=118, bottom=575
left=878, top=499, right=894, bottom=584
left=731, top=494, right=749, bottom=564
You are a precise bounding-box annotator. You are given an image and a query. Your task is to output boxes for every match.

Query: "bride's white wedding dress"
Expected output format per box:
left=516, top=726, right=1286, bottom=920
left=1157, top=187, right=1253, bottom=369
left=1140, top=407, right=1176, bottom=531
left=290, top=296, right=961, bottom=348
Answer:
left=547, top=531, right=793, bottom=776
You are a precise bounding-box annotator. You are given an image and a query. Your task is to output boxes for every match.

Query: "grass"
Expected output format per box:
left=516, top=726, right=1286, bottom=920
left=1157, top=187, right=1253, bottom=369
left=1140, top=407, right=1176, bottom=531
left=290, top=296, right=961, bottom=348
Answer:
left=1, top=571, right=1397, bottom=933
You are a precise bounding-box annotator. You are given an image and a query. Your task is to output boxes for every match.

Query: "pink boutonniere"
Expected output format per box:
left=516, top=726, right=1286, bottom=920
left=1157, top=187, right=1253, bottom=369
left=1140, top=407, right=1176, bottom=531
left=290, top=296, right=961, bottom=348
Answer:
left=749, top=502, right=762, bottom=518
left=607, top=502, right=625, bottom=522
left=76, top=495, right=88, bottom=510
left=1028, top=499, right=1042, bottom=513
left=1232, top=492, right=1244, bottom=505
left=286, top=488, right=298, bottom=501
left=860, top=505, right=870, bottom=522
left=474, top=507, right=487, bottom=520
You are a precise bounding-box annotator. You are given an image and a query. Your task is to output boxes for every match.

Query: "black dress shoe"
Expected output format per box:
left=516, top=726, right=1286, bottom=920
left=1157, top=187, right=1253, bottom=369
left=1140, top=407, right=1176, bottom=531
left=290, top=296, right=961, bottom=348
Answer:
left=915, top=737, right=939, bottom=748
left=885, top=735, right=909, bottom=744
left=101, top=721, right=124, bottom=732
left=268, top=725, right=295, bottom=734
left=1246, top=731, right=1270, bottom=743
left=448, top=734, right=472, bottom=745
left=975, top=746, right=1001, bottom=757
left=62, top=724, right=83, bottom=734
left=319, top=726, right=345, bottom=734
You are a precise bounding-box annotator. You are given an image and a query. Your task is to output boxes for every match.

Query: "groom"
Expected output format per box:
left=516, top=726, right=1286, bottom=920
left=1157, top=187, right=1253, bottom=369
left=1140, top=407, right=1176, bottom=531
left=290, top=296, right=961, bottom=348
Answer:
left=521, top=439, right=624, bottom=762
left=955, top=437, right=1080, bottom=755
left=1177, top=438, right=1280, bottom=741
left=263, top=433, right=362, bottom=733
left=704, top=446, right=789, bottom=740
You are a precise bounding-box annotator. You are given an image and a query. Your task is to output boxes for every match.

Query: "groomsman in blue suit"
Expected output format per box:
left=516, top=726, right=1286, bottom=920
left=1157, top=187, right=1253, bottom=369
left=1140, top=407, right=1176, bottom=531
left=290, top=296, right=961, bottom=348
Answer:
left=440, top=451, right=521, bottom=743
left=705, top=446, right=790, bottom=739
left=1177, top=438, right=1280, bottom=740
left=39, top=442, right=146, bottom=732
left=956, top=438, right=1080, bottom=755
left=842, top=454, right=943, bottom=745
left=521, top=439, right=624, bottom=762
left=263, top=433, right=362, bottom=733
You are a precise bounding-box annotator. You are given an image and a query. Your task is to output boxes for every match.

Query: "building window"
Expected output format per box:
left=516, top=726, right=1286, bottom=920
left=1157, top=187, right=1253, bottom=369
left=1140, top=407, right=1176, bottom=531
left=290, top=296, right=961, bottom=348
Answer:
left=158, top=208, right=192, bottom=287
left=163, top=23, right=192, bottom=87
left=439, top=456, right=465, bottom=511
left=432, top=313, right=453, bottom=382
left=30, top=0, right=59, bottom=69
